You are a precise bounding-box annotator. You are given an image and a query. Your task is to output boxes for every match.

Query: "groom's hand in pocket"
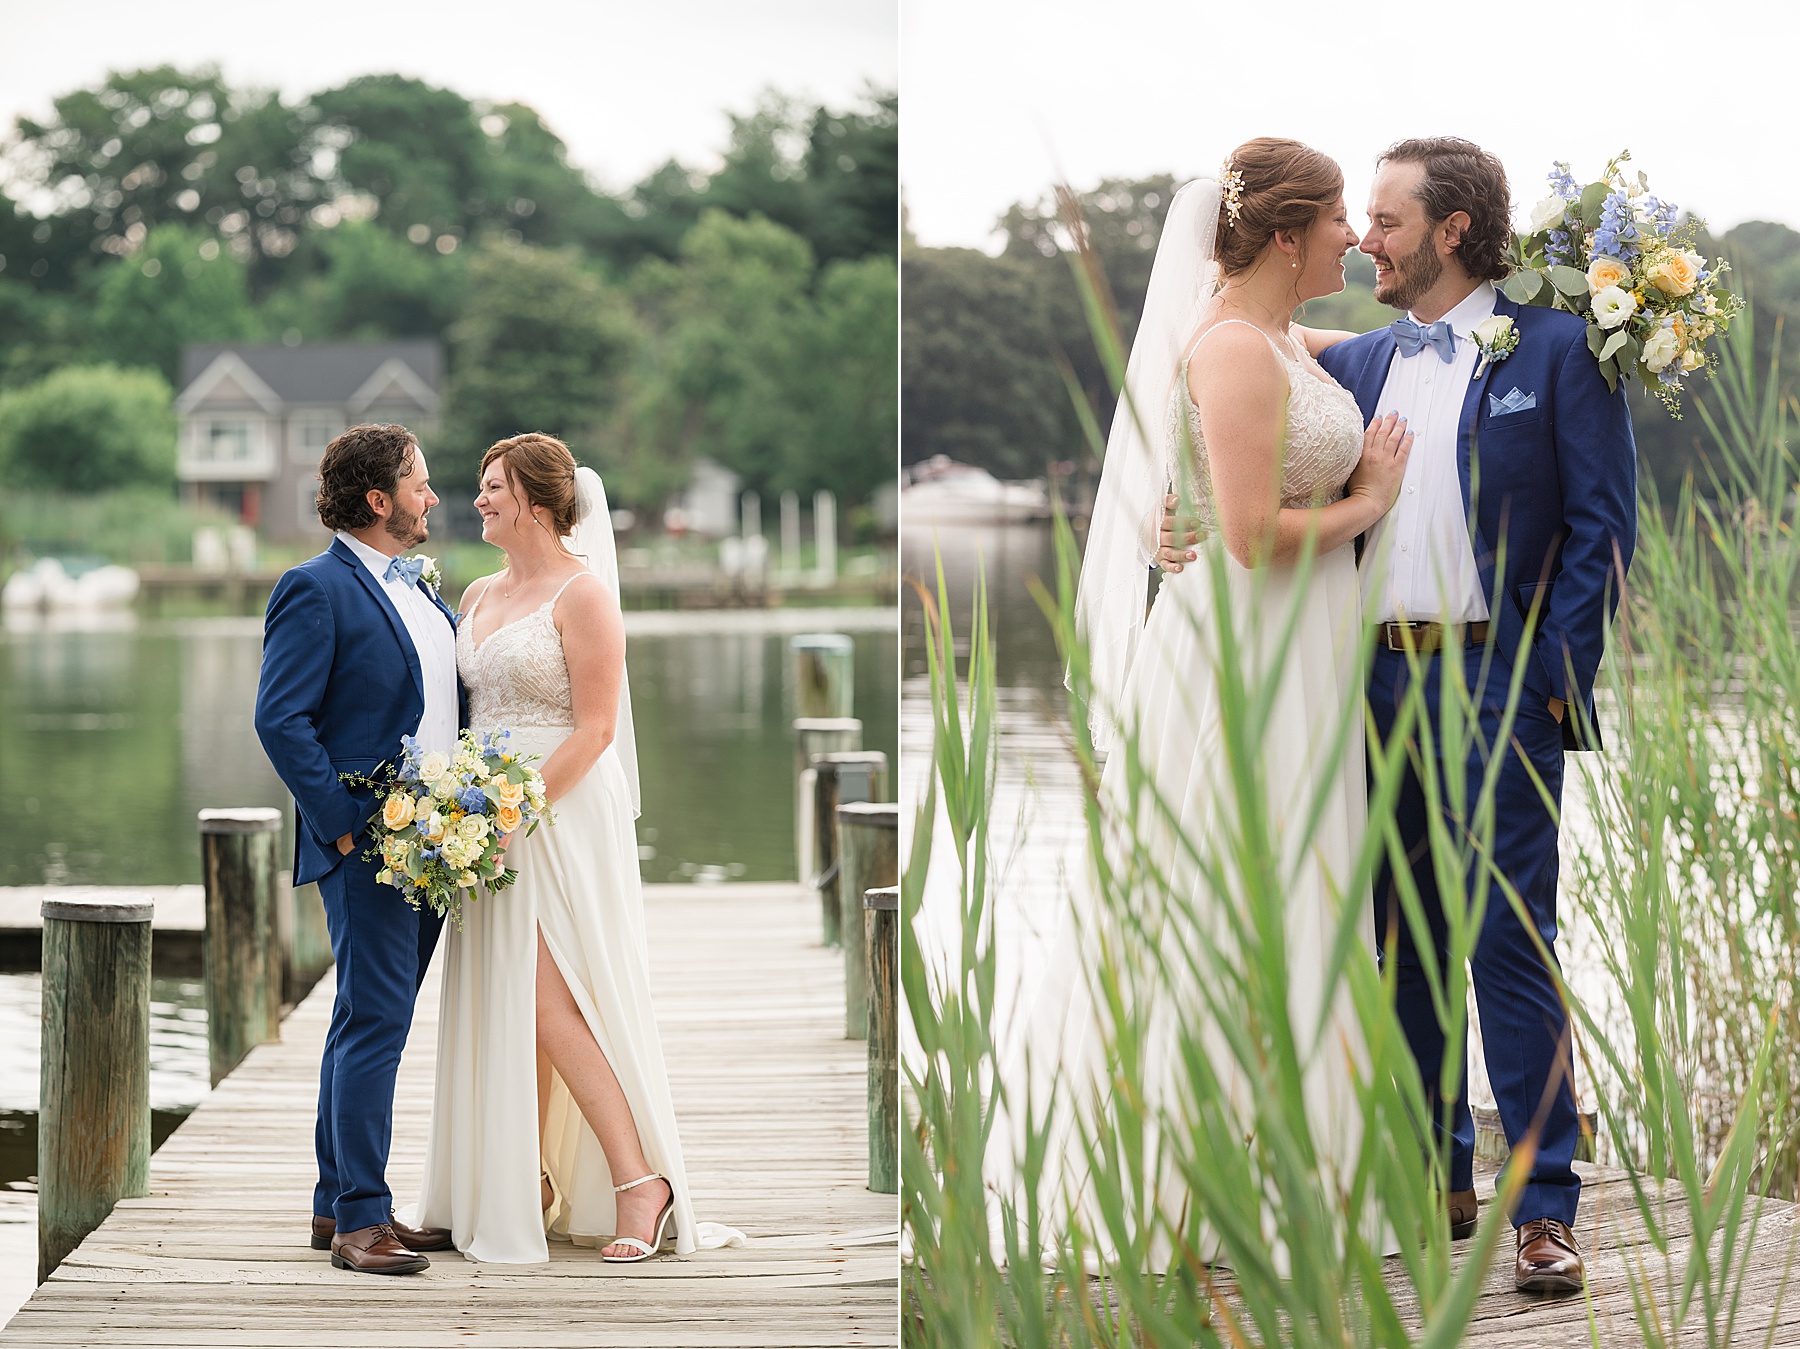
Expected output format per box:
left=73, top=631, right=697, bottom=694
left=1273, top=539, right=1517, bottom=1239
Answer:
left=1158, top=494, right=1199, bottom=572
left=336, top=831, right=356, bottom=856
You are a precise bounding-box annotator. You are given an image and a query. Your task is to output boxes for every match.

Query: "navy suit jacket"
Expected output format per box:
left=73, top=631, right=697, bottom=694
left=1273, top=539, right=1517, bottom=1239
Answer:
left=1317, top=294, right=1637, bottom=749
left=254, top=538, right=463, bottom=885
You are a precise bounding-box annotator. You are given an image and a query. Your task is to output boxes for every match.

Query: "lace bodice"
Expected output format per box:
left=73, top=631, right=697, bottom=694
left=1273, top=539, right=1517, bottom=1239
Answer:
left=1166, top=320, right=1365, bottom=540
left=457, top=576, right=583, bottom=732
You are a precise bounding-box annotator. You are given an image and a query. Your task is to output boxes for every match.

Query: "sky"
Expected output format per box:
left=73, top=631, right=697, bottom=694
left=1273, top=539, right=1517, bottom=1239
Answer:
left=902, top=0, right=1797, bottom=251
left=0, top=0, right=895, bottom=194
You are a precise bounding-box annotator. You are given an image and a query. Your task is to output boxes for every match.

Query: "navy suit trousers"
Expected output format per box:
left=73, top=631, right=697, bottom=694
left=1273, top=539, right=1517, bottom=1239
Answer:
left=1368, top=644, right=1582, bottom=1228
left=312, top=847, right=443, bottom=1233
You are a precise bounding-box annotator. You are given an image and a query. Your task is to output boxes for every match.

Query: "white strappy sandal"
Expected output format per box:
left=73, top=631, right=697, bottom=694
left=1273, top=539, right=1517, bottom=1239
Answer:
left=602, top=1172, right=676, bottom=1263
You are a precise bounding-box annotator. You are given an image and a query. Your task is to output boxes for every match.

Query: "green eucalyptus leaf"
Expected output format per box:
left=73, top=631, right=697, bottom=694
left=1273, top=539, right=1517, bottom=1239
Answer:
left=1500, top=272, right=1538, bottom=304
left=1579, top=180, right=1609, bottom=228
left=1600, top=329, right=1630, bottom=362
left=1549, top=266, right=1591, bottom=298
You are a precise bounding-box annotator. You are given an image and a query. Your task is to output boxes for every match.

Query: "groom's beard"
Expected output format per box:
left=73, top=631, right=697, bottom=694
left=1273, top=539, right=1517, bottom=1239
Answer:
left=385, top=502, right=428, bottom=549
left=1375, top=236, right=1443, bottom=312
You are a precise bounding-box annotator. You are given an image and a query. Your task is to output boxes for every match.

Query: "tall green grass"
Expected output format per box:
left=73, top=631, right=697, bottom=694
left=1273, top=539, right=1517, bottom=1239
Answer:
left=902, top=239, right=1793, bottom=1343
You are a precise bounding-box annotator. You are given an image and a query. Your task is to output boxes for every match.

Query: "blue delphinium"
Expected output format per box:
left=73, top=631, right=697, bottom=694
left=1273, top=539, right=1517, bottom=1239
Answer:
left=1592, top=192, right=1641, bottom=262
left=457, top=785, right=488, bottom=814
left=1548, top=162, right=1579, bottom=198
left=1545, top=229, right=1576, bottom=268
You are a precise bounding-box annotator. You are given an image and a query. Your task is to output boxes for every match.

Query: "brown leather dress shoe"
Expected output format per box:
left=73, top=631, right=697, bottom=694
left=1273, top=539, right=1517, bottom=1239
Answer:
left=312, top=1213, right=453, bottom=1253
left=1515, top=1217, right=1584, bottom=1294
left=1445, top=1189, right=1478, bottom=1241
left=329, top=1223, right=431, bottom=1275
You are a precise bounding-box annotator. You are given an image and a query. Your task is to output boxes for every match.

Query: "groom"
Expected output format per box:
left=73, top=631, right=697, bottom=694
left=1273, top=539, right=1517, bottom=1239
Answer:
left=1324, top=138, right=1634, bottom=1294
left=254, top=422, right=461, bottom=1275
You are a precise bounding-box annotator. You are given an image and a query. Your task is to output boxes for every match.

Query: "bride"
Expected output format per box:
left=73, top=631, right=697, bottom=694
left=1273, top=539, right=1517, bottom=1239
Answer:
left=411, top=432, right=742, bottom=1264
left=1014, top=139, right=1410, bottom=1268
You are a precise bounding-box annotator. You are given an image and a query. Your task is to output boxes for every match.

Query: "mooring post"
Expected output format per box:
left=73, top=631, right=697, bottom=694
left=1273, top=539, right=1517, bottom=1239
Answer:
left=790, top=632, right=854, bottom=719
left=793, top=716, right=861, bottom=888
left=287, top=876, right=334, bottom=1002
left=198, top=808, right=283, bottom=1086
left=835, top=801, right=898, bottom=1040
left=863, top=884, right=899, bottom=1194
left=38, top=892, right=152, bottom=1282
left=813, top=750, right=888, bottom=946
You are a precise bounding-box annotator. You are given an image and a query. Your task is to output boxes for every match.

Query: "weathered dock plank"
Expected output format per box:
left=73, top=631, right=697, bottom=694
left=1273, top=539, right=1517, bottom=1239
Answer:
left=3, top=882, right=898, bottom=1348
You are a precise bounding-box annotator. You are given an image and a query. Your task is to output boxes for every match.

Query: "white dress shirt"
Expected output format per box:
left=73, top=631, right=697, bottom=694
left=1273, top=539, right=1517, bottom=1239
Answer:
left=1360, top=281, right=1496, bottom=624
left=336, top=530, right=459, bottom=755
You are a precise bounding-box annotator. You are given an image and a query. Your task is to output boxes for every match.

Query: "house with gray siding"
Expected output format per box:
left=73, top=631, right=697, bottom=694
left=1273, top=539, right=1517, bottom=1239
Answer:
left=174, top=341, right=442, bottom=542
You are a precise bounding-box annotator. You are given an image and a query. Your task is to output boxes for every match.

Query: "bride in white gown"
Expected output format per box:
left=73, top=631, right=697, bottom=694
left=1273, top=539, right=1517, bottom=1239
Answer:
left=411, top=432, right=743, bottom=1264
left=1009, top=139, right=1410, bottom=1269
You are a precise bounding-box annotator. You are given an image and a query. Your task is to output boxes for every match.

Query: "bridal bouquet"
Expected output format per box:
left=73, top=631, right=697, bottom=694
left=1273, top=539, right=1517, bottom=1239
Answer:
left=1503, top=150, right=1742, bottom=410
left=341, top=729, right=551, bottom=929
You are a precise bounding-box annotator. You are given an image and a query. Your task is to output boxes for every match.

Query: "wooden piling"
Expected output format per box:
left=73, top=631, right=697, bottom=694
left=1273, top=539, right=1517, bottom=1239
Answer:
left=279, top=872, right=333, bottom=1005
left=38, top=893, right=152, bottom=1282
left=790, top=633, right=855, bottom=720
left=793, top=717, right=862, bottom=888
left=813, top=751, right=888, bottom=947
left=834, top=801, right=897, bottom=1040
left=198, top=808, right=283, bottom=1087
left=863, top=884, right=898, bottom=1194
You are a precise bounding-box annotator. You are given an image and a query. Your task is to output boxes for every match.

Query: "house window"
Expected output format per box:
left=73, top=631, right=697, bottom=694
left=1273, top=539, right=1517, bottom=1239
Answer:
left=292, top=415, right=342, bottom=465
left=298, top=476, right=320, bottom=531
left=201, top=420, right=253, bottom=465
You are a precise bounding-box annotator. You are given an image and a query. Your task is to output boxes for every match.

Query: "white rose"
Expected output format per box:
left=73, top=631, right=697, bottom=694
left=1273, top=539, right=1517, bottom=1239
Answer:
left=1472, top=315, right=1514, bottom=346
left=1528, top=195, right=1569, bottom=233
left=419, top=751, right=451, bottom=783
left=1642, top=323, right=1681, bottom=372
left=1591, top=286, right=1638, bottom=331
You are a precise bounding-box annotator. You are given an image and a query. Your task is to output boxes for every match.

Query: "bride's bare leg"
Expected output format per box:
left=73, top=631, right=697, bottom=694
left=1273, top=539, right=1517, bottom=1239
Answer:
left=537, top=1047, right=554, bottom=1211
left=534, top=931, right=670, bottom=1256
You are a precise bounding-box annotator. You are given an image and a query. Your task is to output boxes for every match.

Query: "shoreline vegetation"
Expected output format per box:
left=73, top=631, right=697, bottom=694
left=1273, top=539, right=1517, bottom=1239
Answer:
left=903, top=205, right=1800, bottom=1341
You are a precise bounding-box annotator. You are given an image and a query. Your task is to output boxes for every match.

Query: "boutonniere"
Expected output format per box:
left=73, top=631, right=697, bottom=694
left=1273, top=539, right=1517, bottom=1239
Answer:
left=415, top=555, right=442, bottom=594
left=1471, top=314, right=1519, bottom=377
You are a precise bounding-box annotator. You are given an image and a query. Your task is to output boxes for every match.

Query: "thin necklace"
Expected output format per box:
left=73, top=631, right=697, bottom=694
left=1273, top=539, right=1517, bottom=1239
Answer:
left=500, top=555, right=551, bottom=599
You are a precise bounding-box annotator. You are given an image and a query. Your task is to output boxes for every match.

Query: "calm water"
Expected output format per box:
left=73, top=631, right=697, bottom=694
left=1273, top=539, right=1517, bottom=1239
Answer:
left=0, top=611, right=897, bottom=887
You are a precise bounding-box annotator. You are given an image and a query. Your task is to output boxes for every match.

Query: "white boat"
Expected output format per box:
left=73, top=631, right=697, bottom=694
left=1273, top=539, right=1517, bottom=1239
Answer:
left=901, top=456, right=1050, bottom=525
left=2, top=558, right=140, bottom=611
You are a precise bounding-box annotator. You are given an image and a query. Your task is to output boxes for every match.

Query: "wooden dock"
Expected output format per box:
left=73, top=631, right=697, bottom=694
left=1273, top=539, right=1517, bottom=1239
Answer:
left=2, top=882, right=897, bottom=1348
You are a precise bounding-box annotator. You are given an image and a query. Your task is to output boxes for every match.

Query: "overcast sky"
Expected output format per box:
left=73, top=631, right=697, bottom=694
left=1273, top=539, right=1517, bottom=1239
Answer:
left=903, top=0, right=1796, bottom=251
left=0, top=0, right=895, bottom=194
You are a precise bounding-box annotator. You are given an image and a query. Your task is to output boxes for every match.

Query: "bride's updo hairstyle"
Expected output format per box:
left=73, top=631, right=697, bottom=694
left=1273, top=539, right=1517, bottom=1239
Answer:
left=481, top=433, right=581, bottom=538
left=1214, top=137, right=1344, bottom=278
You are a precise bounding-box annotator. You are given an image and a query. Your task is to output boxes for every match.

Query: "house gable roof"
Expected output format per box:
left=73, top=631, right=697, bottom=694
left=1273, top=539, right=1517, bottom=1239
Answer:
left=177, top=340, right=443, bottom=412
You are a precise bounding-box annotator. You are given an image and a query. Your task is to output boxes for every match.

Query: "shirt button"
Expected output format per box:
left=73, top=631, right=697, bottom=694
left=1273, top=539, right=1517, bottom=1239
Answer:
left=1407, top=486, right=1417, bottom=494
left=1400, top=543, right=1409, bottom=552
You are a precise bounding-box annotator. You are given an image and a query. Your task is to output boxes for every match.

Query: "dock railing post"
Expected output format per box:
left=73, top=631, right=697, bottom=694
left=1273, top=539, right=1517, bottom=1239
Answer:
left=813, top=751, right=887, bottom=947
left=288, top=879, right=333, bottom=994
left=793, top=716, right=861, bottom=889
left=863, top=884, right=899, bottom=1193
left=198, top=808, right=283, bottom=1086
left=790, top=632, right=854, bottom=720
left=834, top=801, right=897, bottom=1040
left=38, top=893, right=152, bottom=1282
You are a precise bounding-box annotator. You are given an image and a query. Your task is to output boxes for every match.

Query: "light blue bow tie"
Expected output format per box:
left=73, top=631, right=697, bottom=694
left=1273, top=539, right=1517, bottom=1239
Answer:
left=384, top=555, right=425, bottom=589
left=1391, top=317, right=1458, bottom=363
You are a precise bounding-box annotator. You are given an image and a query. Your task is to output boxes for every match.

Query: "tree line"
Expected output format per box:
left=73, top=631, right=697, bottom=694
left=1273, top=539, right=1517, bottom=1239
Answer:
left=0, top=68, right=896, bottom=517
left=903, top=176, right=1800, bottom=502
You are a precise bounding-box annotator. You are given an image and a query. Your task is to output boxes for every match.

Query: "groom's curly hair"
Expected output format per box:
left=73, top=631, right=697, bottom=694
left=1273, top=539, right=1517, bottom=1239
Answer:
left=1379, top=137, right=1513, bottom=284
left=315, top=423, right=419, bottom=531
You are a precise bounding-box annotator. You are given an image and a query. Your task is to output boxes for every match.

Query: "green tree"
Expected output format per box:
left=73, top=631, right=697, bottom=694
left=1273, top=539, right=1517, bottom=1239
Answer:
left=0, top=364, right=177, bottom=491
left=792, top=254, right=897, bottom=504
left=901, top=246, right=1068, bottom=479
left=89, top=223, right=260, bottom=381
left=266, top=219, right=468, bottom=340
left=440, top=239, right=639, bottom=492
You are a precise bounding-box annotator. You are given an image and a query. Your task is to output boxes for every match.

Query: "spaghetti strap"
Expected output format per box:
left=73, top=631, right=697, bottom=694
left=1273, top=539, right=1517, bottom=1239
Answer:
left=546, top=570, right=592, bottom=609
left=1186, top=317, right=1299, bottom=366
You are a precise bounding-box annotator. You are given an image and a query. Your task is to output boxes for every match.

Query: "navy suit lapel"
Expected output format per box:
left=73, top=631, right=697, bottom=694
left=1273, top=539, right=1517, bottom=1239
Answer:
left=1456, top=293, right=1517, bottom=575
left=329, top=537, right=425, bottom=705
left=1351, top=328, right=1398, bottom=420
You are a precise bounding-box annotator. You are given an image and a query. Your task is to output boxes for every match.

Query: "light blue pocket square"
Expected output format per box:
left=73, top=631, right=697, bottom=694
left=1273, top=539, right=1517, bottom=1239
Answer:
left=1487, top=387, right=1537, bottom=418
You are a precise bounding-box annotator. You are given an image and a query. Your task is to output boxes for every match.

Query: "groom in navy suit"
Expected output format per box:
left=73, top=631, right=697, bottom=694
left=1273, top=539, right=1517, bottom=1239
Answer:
left=254, top=423, right=461, bottom=1275
left=1317, top=138, right=1636, bottom=1293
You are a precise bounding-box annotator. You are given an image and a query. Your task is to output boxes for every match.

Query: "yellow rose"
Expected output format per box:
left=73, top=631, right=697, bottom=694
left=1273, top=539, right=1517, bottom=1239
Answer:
left=1586, top=255, right=1630, bottom=296
left=1681, top=347, right=1704, bottom=372
left=1646, top=250, right=1700, bottom=297
left=381, top=791, right=416, bottom=830
left=496, top=803, right=523, bottom=835
left=496, top=777, right=526, bottom=807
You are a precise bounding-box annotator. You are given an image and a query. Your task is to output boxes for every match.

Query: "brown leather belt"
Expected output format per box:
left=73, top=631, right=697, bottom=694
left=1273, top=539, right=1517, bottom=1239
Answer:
left=1374, top=620, right=1490, bottom=653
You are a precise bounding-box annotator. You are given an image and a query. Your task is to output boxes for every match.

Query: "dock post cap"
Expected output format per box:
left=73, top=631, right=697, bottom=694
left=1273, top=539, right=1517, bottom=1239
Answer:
left=793, top=717, right=863, bottom=734
left=864, top=886, right=899, bottom=911
left=198, top=808, right=284, bottom=834
left=789, top=633, right=855, bottom=652
left=40, top=892, right=156, bottom=923
left=817, top=750, right=887, bottom=765
left=836, top=801, right=898, bottom=827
